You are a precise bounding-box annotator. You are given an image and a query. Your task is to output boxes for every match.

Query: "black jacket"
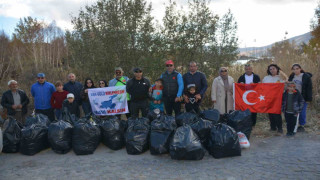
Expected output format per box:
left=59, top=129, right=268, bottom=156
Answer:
left=282, top=90, right=305, bottom=114
left=237, top=73, right=260, bottom=83
left=126, top=77, right=151, bottom=101
left=63, top=81, right=83, bottom=104
left=62, top=99, right=80, bottom=118
left=1, top=89, right=30, bottom=115
left=288, top=73, right=313, bottom=102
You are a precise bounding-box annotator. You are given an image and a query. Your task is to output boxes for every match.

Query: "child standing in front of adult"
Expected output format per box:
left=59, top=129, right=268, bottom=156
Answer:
left=62, top=93, right=80, bottom=118
left=150, top=79, right=164, bottom=113
left=184, top=84, right=200, bottom=114
left=282, top=82, right=305, bottom=136
left=50, top=81, right=69, bottom=120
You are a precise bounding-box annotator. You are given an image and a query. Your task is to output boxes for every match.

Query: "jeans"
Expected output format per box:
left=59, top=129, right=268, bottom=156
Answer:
left=299, top=102, right=307, bottom=126
left=54, top=108, right=62, bottom=120
left=285, top=113, right=298, bottom=134
left=82, top=101, right=92, bottom=116
left=130, top=100, right=149, bottom=118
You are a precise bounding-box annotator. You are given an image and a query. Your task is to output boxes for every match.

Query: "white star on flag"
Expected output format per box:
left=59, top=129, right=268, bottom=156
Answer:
left=258, top=95, right=265, bottom=101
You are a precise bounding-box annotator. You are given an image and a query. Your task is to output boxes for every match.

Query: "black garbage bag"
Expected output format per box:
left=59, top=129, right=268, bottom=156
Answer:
left=226, top=109, right=252, bottom=139
left=175, top=112, right=199, bottom=127
left=48, top=120, right=73, bottom=154
left=150, top=115, right=177, bottom=155
left=100, top=116, right=126, bottom=150
left=92, top=114, right=112, bottom=125
left=72, top=121, right=101, bottom=155
left=170, top=125, right=205, bottom=160
left=147, top=109, right=163, bottom=122
left=61, top=109, right=78, bottom=125
left=125, top=117, right=150, bottom=155
left=207, top=123, right=241, bottom=159
left=25, top=114, right=51, bottom=127
left=190, top=118, right=213, bottom=147
left=200, top=109, right=220, bottom=124
left=20, top=124, right=49, bottom=155
left=2, top=117, right=22, bottom=153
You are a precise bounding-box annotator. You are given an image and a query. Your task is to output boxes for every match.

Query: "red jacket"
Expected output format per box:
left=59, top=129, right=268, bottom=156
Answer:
left=50, top=90, right=69, bottom=109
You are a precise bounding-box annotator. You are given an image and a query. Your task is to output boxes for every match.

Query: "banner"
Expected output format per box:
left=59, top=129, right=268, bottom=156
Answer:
left=88, top=86, right=128, bottom=115
left=234, top=83, right=284, bottom=114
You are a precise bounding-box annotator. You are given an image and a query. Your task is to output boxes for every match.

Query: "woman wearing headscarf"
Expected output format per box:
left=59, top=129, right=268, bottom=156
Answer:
left=81, top=78, right=96, bottom=115
left=262, top=64, right=288, bottom=133
left=288, top=63, right=312, bottom=132
left=211, top=67, right=234, bottom=114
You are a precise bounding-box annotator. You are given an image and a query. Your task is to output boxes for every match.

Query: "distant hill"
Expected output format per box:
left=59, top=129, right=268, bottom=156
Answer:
left=239, top=32, right=313, bottom=57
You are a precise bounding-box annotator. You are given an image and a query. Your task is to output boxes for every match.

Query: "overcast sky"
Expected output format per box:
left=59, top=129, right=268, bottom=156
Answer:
left=0, top=0, right=317, bottom=47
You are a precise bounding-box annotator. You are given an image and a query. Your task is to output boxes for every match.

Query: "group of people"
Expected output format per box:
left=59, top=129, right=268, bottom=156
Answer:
left=0, top=60, right=312, bottom=137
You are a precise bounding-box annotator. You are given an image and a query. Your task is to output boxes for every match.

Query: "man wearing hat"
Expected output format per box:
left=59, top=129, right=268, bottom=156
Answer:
left=31, top=73, right=56, bottom=121
left=126, top=67, right=151, bottom=118
left=109, top=67, right=131, bottom=118
left=160, top=60, right=184, bottom=116
left=1, top=80, right=29, bottom=124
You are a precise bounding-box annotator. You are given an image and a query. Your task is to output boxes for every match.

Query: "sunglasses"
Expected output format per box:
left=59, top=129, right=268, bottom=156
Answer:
left=37, top=77, right=45, bottom=79
left=221, top=70, right=227, bottom=72
left=166, top=64, right=173, bottom=67
left=87, top=82, right=93, bottom=84
left=115, top=71, right=121, bottom=74
left=135, top=71, right=142, bottom=73
left=99, top=82, right=105, bottom=84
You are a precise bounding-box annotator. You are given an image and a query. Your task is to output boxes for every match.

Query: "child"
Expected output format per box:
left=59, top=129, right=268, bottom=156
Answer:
left=184, top=84, right=200, bottom=113
left=62, top=93, right=80, bottom=118
left=50, top=81, right=69, bottom=120
left=282, top=82, right=305, bottom=136
left=150, top=79, right=164, bottom=113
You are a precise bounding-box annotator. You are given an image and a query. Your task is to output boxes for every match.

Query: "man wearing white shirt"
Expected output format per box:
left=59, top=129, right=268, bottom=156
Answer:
left=237, top=64, right=261, bottom=126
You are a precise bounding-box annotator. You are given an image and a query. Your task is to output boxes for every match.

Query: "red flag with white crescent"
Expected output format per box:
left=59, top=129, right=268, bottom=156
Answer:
left=234, top=83, right=284, bottom=114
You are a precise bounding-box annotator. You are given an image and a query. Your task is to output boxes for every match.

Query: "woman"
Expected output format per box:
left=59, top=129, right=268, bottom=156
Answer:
left=288, top=64, right=312, bottom=132
left=98, top=80, right=108, bottom=88
left=262, top=64, right=288, bottom=133
left=211, top=67, right=234, bottom=115
left=81, top=78, right=96, bottom=115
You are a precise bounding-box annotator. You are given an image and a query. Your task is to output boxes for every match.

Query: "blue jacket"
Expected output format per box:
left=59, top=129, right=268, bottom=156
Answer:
left=108, top=76, right=129, bottom=87
left=31, top=81, right=56, bottom=110
left=182, top=71, right=208, bottom=97
left=63, top=81, right=83, bottom=104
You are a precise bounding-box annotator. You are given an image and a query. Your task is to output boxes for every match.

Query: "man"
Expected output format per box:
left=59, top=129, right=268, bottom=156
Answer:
left=237, top=64, right=261, bottom=126
left=126, top=67, right=151, bottom=118
left=63, top=73, right=83, bottom=106
left=182, top=61, right=208, bottom=105
left=1, top=80, right=29, bottom=124
left=160, top=60, right=184, bottom=116
left=31, top=73, right=56, bottom=121
left=109, top=67, right=131, bottom=118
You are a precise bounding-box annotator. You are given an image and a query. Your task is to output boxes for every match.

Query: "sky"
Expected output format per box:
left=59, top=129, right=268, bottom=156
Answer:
left=0, top=0, right=318, bottom=47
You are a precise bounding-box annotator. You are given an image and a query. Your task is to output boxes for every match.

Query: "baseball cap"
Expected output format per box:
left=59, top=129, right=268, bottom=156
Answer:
left=133, top=67, right=142, bottom=73
left=37, top=73, right=45, bottom=78
left=165, top=60, right=174, bottom=65
left=67, top=93, right=75, bottom=99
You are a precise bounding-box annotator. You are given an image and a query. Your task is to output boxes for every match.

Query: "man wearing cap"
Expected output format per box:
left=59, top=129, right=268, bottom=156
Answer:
left=182, top=61, right=208, bottom=106
left=1, top=80, right=29, bottom=124
left=237, top=64, right=261, bottom=126
left=126, top=67, right=151, bottom=118
left=109, top=67, right=131, bottom=118
left=160, top=60, right=184, bottom=116
left=31, top=73, right=56, bottom=121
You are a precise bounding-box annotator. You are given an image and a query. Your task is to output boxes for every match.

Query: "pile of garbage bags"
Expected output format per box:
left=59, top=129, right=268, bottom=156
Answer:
left=1, top=108, right=253, bottom=160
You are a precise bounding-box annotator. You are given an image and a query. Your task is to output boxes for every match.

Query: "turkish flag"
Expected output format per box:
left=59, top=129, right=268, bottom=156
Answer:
left=234, top=83, right=284, bottom=114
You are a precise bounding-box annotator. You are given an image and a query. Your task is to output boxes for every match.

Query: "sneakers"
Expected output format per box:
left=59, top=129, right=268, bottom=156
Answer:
left=297, top=126, right=305, bottom=132
left=286, top=132, right=295, bottom=137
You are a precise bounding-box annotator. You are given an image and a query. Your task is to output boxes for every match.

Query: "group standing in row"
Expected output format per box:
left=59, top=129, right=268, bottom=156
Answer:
left=0, top=60, right=312, bottom=136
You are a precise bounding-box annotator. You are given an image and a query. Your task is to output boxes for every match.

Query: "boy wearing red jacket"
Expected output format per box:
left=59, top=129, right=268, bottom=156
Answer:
left=51, top=81, right=68, bottom=120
